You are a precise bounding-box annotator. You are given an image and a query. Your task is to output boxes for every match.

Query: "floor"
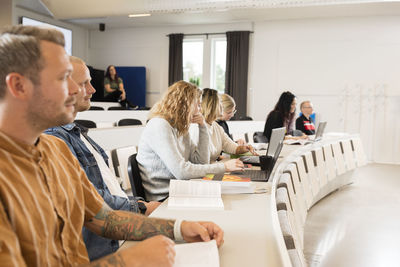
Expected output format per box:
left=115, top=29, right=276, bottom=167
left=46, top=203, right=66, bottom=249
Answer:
left=303, top=163, right=400, bottom=267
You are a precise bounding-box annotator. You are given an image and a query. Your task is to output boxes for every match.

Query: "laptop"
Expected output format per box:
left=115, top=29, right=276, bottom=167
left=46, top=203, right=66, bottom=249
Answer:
left=303, top=121, right=327, bottom=144
left=232, top=138, right=285, bottom=182
left=240, top=127, right=286, bottom=166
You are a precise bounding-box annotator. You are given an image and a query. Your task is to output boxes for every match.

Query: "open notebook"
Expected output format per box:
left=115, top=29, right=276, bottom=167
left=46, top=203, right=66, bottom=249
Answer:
left=174, top=240, right=220, bottom=267
left=168, top=180, right=224, bottom=210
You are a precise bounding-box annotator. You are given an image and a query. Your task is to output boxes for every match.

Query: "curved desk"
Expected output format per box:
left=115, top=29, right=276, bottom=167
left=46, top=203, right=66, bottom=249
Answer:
left=122, top=133, right=366, bottom=267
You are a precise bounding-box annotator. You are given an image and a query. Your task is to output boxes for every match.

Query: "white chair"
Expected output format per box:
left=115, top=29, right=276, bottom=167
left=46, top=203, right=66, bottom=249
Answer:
left=283, top=164, right=307, bottom=225
left=331, top=142, right=346, bottom=175
left=312, top=147, right=328, bottom=188
left=294, top=157, right=314, bottom=209
left=278, top=173, right=304, bottom=248
left=341, top=139, right=356, bottom=171
left=245, top=131, right=255, bottom=143
left=277, top=209, right=307, bottom=267
left=322, top=144, right=336, bottom=181
left=302, top=152, right=320, bottom=198
left=112, top=146, right=137, bottom=190
left=351, top=137, right=367, bottom=167
left=287, top=248, right=307, bottom=267
left=105, top=150, right=117, bottom=178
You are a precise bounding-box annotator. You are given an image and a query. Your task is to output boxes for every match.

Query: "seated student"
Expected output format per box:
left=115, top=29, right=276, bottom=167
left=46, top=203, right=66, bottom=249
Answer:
left=201, top=88, right=257, bottom=163
left=45, top=56, right=161, bottom=260
left=104, top=65, right=136, bottom=108
left=296, top=100, right=316, bottom=135
left=137, top=81, right=244, bottom=201
left=216, top=93, right=246, bottom=145
left=263, top=91, right=307, bottom=141
left=0, top=25, right=224, bottom=266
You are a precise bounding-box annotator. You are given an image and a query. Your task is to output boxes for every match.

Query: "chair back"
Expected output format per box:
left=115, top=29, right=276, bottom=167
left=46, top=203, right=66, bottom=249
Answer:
left=253, top=132, right=268, bottom=143
left=112, top=146, right=137, bottom=190
left=108, top=106, right=127, bottom=110
left=74, top=119, right=97, bottom=129
left=118, top=118, right=142, bottom=126
left=89, top=106, right=104, bottom=110
left=127, top=154, right=146, bottom=199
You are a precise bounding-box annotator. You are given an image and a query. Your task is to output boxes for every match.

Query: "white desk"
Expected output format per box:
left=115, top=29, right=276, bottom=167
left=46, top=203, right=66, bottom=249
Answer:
left=138, top=184, right=292, bottom=267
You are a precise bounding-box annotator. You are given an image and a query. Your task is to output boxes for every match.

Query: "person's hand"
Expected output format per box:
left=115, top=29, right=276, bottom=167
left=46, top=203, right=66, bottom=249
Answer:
left=121, top=235, right=175, bottom=267
left=191, top=113, right=205, bottom=126
left=180, top=221, right=224, bottom=247
left=120, top=91, right=126, bottom=101
left=235, top=145, right=259, bottom=156
left=235, top=138, right=246, bottom=145
left=224, top=159, right=244, bottom=172
left=247, top=145, right=259, bottom=156
left=143, top=201, right=162, bottom=216
left=300, top=134, right=308, bottom=140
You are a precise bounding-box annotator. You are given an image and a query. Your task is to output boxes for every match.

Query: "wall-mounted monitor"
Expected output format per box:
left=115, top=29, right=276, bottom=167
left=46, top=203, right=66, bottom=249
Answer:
left=20, top=16, right=72, bottom=55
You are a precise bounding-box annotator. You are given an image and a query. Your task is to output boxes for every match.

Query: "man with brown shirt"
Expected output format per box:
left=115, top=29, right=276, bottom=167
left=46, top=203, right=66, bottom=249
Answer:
left=0, top=25, right=223, bottom=266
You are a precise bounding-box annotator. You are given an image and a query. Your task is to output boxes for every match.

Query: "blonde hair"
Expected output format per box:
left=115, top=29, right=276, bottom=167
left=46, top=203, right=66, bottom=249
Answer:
left=220, top=93, right=236, bottom=112
left=149, top=80, right=201, bottom=136
left=0, top=25, right=65, bottom=98
left=201, top=88, right=221, bottom=125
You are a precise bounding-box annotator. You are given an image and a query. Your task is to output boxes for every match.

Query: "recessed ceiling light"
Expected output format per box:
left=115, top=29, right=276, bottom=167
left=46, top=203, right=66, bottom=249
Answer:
left=128, top=13, right=151, bottom=18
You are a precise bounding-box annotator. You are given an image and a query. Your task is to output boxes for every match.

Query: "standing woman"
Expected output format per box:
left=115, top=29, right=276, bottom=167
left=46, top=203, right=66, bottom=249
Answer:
left=137, top=81, right=244, bottom=201
left=263, top=91, right=306, bottom=141
left=104, top=65, right=127, bottom=102
left=216, top=93, right=246, bottom=145
left=201, top=89, right=257, bottom=163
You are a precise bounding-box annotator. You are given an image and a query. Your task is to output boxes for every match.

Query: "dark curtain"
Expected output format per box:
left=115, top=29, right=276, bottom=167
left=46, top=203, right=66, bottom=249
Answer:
left=225, top=31, right=250, bottom=119
left=168, top=33, right=184, bottom=86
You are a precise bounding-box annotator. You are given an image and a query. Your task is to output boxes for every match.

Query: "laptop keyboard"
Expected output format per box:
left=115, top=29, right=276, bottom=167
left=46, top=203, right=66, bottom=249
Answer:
left=231, top=170, right=268, bottom=181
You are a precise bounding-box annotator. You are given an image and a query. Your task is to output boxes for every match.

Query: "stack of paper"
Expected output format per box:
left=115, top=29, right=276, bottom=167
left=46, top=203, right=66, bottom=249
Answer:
left=174, top=240, right=220, bottom=267
left=168, top=180, right=224, bottom=210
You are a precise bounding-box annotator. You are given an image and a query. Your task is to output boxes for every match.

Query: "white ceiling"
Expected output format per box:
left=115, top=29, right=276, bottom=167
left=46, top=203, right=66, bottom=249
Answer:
left=14, top=0, right=400, bottom=29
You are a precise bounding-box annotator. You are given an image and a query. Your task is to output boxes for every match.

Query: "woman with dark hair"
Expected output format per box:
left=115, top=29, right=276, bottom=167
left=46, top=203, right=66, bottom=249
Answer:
left=104, top=65, right=126, bottom=101
left=263, top=91, right=306, bottom=141
left=104, top=65, right=136, bottom=108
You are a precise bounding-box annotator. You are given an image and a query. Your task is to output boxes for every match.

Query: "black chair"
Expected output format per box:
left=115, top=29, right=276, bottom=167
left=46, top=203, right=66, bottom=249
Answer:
left=137, top=106, right=151, bottom=110
left=108, top=106, right=128, bottom=110
left=117, top=119, right=142, bottom=126
left=89, top=106, right=104, bottom=110
left=238, top=116, right=253, bottom=121
left=74, top=119, right=97, bottom=129
left=253, top=131, right=268, bottom=143
left=127, top=154, right=146, bottom=199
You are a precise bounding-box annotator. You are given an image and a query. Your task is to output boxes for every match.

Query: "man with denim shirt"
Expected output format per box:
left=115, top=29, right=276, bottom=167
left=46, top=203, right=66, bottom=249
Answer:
left=45, top=56, right=160, bottom=260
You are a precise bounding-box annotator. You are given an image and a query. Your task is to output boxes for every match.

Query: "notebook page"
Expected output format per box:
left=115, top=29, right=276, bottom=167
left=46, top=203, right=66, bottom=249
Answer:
left=174, top=240, right=220, bottom=267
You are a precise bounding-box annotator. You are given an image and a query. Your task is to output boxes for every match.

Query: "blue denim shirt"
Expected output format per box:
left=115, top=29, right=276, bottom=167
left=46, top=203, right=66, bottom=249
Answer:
left=45, top=123, right=140, bottom=261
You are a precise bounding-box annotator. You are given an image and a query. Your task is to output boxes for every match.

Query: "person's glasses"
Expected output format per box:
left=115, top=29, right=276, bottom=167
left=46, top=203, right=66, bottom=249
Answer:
left=227, top=109, right=237, bottom=115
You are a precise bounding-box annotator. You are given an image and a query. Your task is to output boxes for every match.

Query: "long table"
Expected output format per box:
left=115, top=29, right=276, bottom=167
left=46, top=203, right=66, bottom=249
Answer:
left=121, top=145, right=301, bottom=267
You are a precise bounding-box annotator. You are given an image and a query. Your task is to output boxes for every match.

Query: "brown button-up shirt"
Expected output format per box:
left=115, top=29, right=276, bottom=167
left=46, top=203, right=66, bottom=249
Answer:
left=0, top=131, right=104, bottom=266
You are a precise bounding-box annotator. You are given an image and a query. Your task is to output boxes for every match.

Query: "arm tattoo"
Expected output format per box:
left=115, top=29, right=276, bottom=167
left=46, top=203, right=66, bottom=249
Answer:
left=88, top=253, right=126, bottom=267
left=101, top=210, right=175, bottom=241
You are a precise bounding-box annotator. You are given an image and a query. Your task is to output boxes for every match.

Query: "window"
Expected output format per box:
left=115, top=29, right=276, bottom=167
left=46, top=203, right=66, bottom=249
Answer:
left=211, top=38, right=227, bottom=93
left=183, top=39, right=203, bottom=87
left=183, top=35, right=226, bottom=93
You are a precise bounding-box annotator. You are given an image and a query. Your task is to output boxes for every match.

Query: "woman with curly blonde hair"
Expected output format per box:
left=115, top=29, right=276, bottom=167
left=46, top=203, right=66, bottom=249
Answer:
left=200, top=89, right=257, bottom=163
left=137, top=81, right=244, bottom=201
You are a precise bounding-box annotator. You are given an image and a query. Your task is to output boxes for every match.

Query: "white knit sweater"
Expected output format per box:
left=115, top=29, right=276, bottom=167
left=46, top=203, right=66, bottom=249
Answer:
left=206, top=122, right=238, bottom=163
left=137, top=118, right=225, bottom=201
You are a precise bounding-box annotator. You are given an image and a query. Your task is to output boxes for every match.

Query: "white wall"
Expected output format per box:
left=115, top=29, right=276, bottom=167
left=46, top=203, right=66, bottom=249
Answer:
left=12, top=6, right=89, bottom=61
left=88, top=22, right=253, bottom=106
left=251, top=16, right=400, bottom=163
